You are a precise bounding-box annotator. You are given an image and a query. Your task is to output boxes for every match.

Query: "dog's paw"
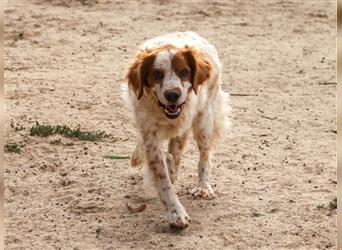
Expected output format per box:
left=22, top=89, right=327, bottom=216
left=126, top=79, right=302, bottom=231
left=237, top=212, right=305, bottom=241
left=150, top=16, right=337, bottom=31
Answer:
left=130, top=150, right=144, bottom=167
left=130, top=156, right=143, bottom=167
left=190, top=185, right=216, bottom=199
left=166, top=206, right=191, bottom=229
left=130, top=142, right=144, bottom=167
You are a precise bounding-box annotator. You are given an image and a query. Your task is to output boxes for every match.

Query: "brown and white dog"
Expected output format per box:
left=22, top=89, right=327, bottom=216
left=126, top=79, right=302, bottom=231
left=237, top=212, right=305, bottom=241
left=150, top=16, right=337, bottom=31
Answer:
left=123, top=32, right=230, bottom=228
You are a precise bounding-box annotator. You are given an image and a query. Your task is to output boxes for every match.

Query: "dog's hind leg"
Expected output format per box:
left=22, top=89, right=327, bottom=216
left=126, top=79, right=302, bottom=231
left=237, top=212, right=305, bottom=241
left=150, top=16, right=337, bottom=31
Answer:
left=191, top=122, right=216, bottom=199
left=191, top=91, right=228, bottom=199
left=167, top=130, right=190, bottom=183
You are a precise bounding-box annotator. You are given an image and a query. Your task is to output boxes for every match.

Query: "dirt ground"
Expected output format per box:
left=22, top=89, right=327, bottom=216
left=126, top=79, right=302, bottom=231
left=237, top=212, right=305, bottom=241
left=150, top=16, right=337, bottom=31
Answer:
left=4, top=0, right=337, bottom=249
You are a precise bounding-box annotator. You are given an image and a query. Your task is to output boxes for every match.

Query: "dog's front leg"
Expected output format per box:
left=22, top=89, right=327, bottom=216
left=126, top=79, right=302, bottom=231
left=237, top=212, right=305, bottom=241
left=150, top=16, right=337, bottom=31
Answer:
left=167, top=130, right=190, bottom=183
left=143, top=134, right=191, bottom=228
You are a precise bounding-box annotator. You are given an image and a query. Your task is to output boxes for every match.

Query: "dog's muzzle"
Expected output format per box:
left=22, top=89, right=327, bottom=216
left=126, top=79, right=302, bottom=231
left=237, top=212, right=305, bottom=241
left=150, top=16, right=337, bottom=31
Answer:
left=158, top=101, right=185, bottom=119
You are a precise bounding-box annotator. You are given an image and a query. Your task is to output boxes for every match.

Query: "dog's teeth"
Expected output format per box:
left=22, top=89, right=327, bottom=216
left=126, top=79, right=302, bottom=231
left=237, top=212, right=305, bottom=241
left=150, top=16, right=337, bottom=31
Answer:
left=164, top=108, right=172, bottom=115
left=164, top=108, right=180, bottom=116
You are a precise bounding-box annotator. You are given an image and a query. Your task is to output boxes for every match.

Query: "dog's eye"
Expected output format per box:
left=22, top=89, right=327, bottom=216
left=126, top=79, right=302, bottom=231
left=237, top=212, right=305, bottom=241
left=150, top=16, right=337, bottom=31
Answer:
left=179, top=69, right=189, bottom=78
left=153, top=71, right=164, bottom=80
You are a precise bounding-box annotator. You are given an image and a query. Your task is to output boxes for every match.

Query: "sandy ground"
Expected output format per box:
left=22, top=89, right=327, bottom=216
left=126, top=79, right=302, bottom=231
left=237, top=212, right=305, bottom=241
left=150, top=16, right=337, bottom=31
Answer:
left=4, top=0, right=337, bottom=249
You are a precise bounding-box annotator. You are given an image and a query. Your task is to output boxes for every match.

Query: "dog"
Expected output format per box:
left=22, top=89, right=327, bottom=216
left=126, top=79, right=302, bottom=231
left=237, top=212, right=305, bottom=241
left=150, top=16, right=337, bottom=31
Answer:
left=124, top=31, right=230, bottom=228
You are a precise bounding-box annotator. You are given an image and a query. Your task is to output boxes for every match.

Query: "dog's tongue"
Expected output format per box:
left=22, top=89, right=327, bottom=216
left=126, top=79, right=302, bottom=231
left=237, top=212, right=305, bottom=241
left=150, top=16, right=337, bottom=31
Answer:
left=166, top=104, right=178, bottom=112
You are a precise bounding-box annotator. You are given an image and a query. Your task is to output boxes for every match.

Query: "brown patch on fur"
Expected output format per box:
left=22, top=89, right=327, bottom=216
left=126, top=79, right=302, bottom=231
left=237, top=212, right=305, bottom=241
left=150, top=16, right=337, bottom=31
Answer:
left=149, top=164, right=157, bottom=172
left=158, top=173, right=167, bottom=179
left=200, top=150, right=209, bottom=161
left=126, top=44, right=179, bottom=99
left=149, top=160, right=157, bottom=165
left=143, top=44, right=177, bottom=54
left=168, top=130, right=190, bottom=167
left=171, top=52, right=192, bottom=85
left=181, top=46, right=212, bottom=94
left=126, top=51, right=156, bottom=99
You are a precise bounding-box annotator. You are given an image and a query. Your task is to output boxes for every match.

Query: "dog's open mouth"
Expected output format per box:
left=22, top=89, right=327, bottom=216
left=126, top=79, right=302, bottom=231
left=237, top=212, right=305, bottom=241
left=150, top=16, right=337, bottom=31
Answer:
left=158, top=101, right=184, bottom=119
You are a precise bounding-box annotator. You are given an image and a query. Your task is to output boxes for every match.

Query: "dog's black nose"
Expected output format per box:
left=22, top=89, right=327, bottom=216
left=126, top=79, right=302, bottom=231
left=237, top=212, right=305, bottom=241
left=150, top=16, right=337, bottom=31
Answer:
left=164, top=88, right=181, bottom=103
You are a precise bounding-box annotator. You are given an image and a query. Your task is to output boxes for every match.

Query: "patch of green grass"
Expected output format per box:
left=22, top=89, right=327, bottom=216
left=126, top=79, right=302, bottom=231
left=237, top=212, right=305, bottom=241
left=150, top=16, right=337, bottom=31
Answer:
left=30, top=121, right=109, bottom=141
left=316, top=204, right=325, bottom=209
left=10, top=122, right=24, bottom=132
left=30, top=122, right=54, bottom=137
left=251, top=212, right=264, bottom=217
left=104, top=155, right=130, bottom=160
left=329, top=197, right=337, bottom=210
left=49, top=139, right=62, bottom=145
left=5, top=143, right=21, bottom=153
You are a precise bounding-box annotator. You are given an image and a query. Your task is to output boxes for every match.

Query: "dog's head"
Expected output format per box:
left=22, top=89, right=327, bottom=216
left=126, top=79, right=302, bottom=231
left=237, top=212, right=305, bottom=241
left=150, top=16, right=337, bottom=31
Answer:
left=126, top=45, right=211, bottom=119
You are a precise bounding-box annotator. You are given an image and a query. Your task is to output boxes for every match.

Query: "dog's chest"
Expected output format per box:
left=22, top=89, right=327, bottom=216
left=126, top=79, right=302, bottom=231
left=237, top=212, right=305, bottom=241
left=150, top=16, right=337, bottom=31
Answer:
left=156, top=100, right=198, bottom=139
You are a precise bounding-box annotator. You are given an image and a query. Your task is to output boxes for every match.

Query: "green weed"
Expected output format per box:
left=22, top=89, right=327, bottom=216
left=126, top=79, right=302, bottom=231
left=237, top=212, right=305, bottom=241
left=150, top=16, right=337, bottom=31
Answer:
left=251, top=212, right=264, bottom=217
left=5, top=143, right=21, bottom=153
left=30, top=121, right=109, bottom=141
left=104, top=155, right=130, bottom=160
left=329, top=197, right=337, bottom=210
left=10, top=122, right=24, bottom=132
left=49, top=139, right=62, bottom=145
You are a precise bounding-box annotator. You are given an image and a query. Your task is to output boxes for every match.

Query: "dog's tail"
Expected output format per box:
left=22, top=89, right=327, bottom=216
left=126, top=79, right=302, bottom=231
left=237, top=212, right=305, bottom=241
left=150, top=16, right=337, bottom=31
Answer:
left=212, top=87, right=232, bottom=143
left=121, top=83, right=139, bottom=127
left=121, top=83, right=131, bottom=110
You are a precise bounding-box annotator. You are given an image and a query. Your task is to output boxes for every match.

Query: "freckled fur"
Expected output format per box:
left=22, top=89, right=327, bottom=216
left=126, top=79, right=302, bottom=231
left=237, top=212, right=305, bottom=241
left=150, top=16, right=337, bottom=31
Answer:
left=123, top=32, right=231, bottom=228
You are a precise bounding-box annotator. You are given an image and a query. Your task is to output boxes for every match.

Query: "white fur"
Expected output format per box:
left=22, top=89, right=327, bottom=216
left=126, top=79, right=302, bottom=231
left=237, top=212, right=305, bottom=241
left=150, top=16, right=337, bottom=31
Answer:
left=152, top=50, right=192, bottom=107
left=124, top=32, right=231, bottom=228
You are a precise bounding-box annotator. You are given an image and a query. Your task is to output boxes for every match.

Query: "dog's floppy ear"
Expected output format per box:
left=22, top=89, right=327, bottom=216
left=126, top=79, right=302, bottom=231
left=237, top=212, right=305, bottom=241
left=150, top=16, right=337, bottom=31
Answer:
left=182, top=46, right=211, bottom=94
left=126, top=50, right=156, bottom=99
